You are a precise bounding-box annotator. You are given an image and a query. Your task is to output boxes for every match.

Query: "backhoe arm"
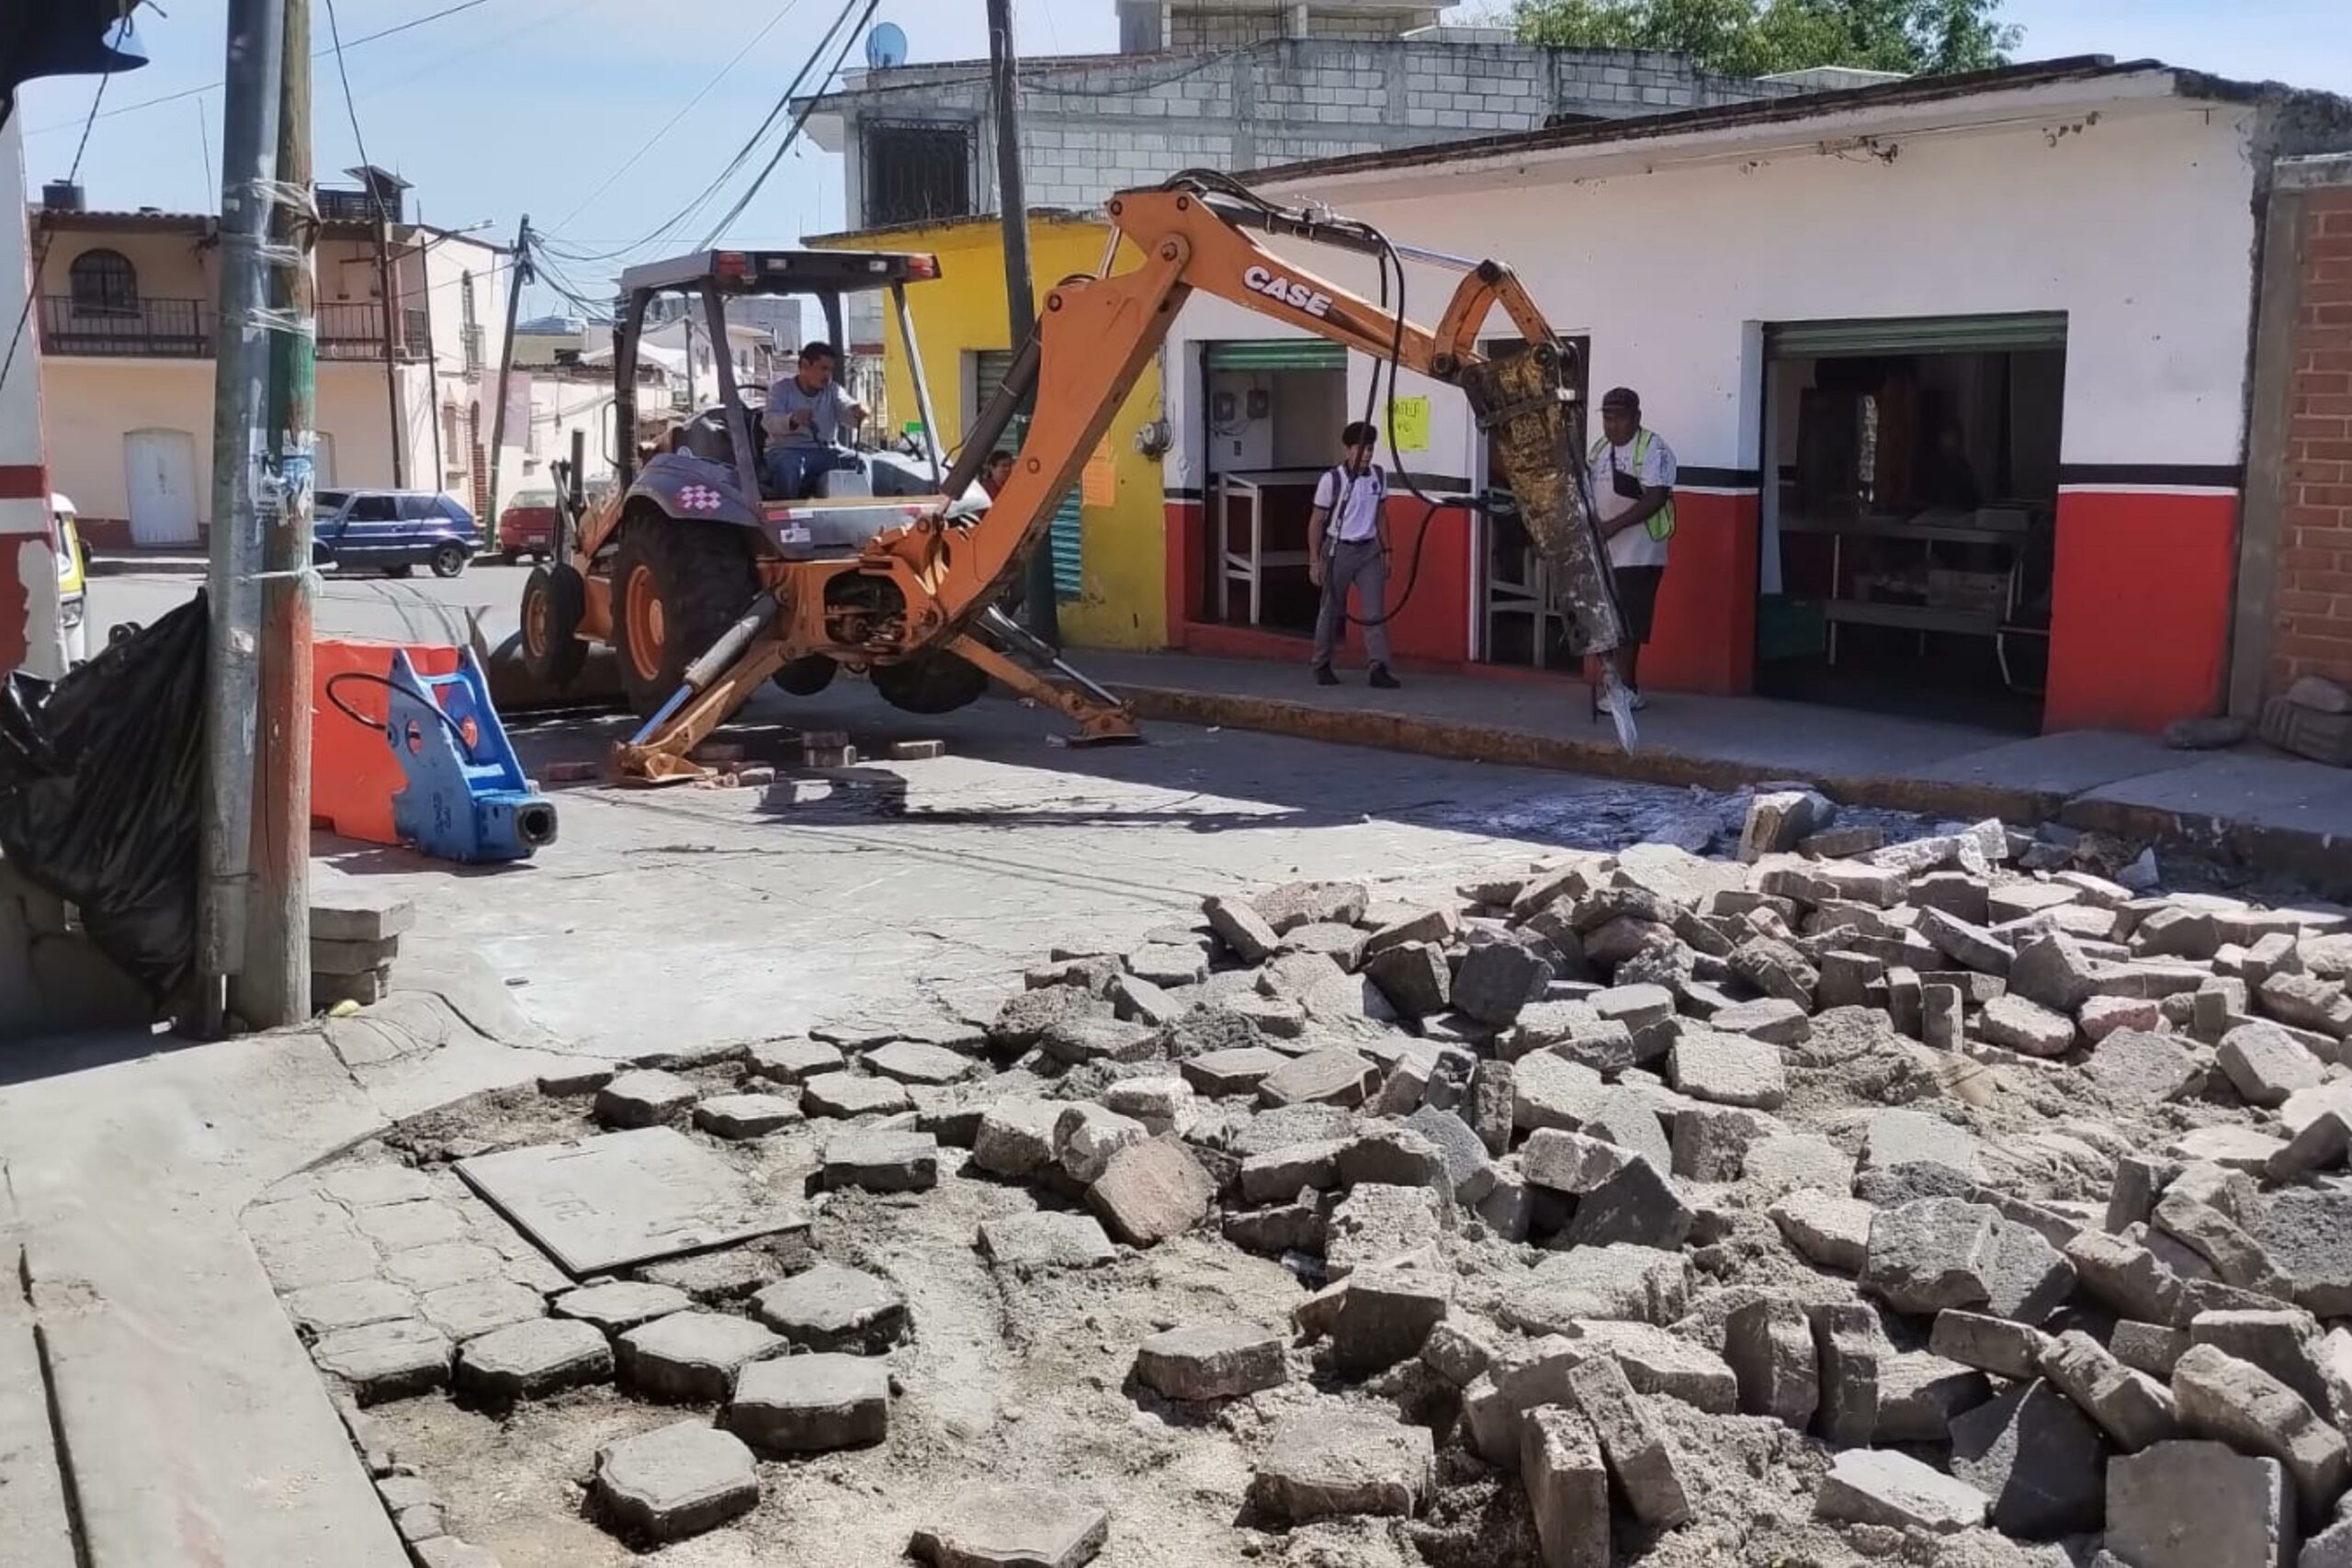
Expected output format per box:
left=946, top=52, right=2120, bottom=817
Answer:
left=882, top=182, right=1628, bottom=696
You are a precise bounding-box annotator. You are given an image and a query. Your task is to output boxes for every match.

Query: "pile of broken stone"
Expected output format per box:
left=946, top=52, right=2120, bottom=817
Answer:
left=963, top=791, right=2352, bottom=1567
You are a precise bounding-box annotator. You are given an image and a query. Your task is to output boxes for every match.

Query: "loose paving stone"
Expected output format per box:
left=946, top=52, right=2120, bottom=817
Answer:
left=1335, top=1123, right=1448, bottom=1190
left=1511, top=1053, right=1608, bottom=1133
left=1710, top=996, right=1811, bottom=1044
left=725, top=1351, right=890, bottom=1452
left=2219, top=1022, right=2327, bottom=1108
left=1325, top=1183, right=1446, bottom=1277
left=1982, top=1218, right=2077, bottom=1324
left=1204, top=894, right=1281, bottom=962
left=1770, top=1189, right=1875, bottom=1273
left=2171, top=1124, right=2290, bottom=1173
left=1741, top=1133, right=1856, bottom=1199
left=554, top=1280, right=693, bottom=1336
left=2008, top=931, right=2101, bottom=1012
left=637, top=1249, right=779, bottom=1303
left=1874, top=1349, right=1990, bottom=1442
left=1860, top=1109, right=1985, bottom=1179
left=418, top=1279, right=545, bottom=1342
left=1040, top=1015, right=1159, bottom=1066
left=2262, top=972, right=2352, bottom=1034
left=1250, top=1406, right=1434, bottom=1524
left=799, top=1073, right=914, bottom=1120
left=2112, top=1320, right=2195, bottom=1380
left=1565, top=1156, right=1692, bottom=1251
left=978, top=1212, right=1117, bottom=1272
left=616, top=1311, right=784, bottom=1402
left=752, top=1263, right=907, bottom=1353
left=824, top=1128, right=940, bottom=1192
left=455, top=1316, right=613, bottom=1400
left=2174, top=1344, right=2351, bottom=1517
left=993, top=987, right=1113, bottom=1049
left=1256, top=1047, right=1379, bottom=1110
left=312, top=1318, right=453, bottom=1404
left=1948, top=1379, right=2107, bottom=1539
left=1453, top=940, right=1554, bottom=1026
left=1399, top=1104, right=1494, bottom=1201
left=412, top=1540, right=498, bottom=1568
left=1863, top=1200, right=2000, bottom=1314
left=2081, top=994, right=2165, bottom=1041
left=2067, top=1229, right=2188, bottom=1325
left=1810, top=1303, right=1885, bottom=1447
left=1134, top=1320, right=1286, bottom=1402
left=747, top=1037, right=845, bottom=1083
left=2041, top=1328, right=2178, bottom=1450
left=1930, top=1310, right=2054, bottom=1381
left=1238, top=1138, right=1346, bottom=1204
left=1254, top=879, right=1368, bottom=934
left=1522, top=1128, right=1638, bottom=1194
left=594, top=1069, right=698, bottom=1129
left=2086, top=1028, right=2204, bottom=1105
left=1499, top=1247, right=1689, bottom=1333
left=864, top=1040, right=980, bottom=1087
left=282, top=1278, right=417, bottom=1336
left=1917, top=907, right=2018, bottom=976
left=909, top=1485, right=1111, bottom=1568
left=1364, top=941, right=1451, bottom=1018
left=1520, top=1404, right=1609, bottom=1568
left=1581, top=1087, right=1675, bottom=1172
left=1329, top=1261, right=1453, bottom=1373
left=2106, top=1439, right=2293, bottom=1568
left=2154, top=1191, right=2290, bottom=1294
left=1102, top=1077, right=1194, bottom=1136
left=1816, top=1449, right=1989, bottom=1533
left=1565, top=1354, right=1690, bottom=1526
left=1978, top=992, right=2076, bottom=1056
left=594, top=1419, right=759, bottom=1543
left=1570, top=1320, right=1737, bottom=1412
left=690, top=1092, right=801, bottom=1139
left=1667, top=1029, right=1787, bottom=1110
left=2189, top=1310, right=2338, bottom=1425
left=1725, top=1294, right=1819, bottom=1427
left=1180, top=1046, right=1292, bottom=1097
left=1091, top=1138, right=1216, bottom=1246
left=971, top=1102, right=1063, bottom=1179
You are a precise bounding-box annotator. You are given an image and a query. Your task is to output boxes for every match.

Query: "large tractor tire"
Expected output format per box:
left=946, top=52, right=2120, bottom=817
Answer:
left=520, top=562, right=588, bottom=687
left=609, top=520, right=755, bottom=718
left=772, top=654, right=839, bottom=696
left=871, top=649, right=990, bottom=715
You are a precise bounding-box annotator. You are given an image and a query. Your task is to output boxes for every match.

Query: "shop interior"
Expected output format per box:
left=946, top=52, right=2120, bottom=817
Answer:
left=1758, top=318, right=2065, bottom=730
left=1198, top=344, right=1347, bottom=637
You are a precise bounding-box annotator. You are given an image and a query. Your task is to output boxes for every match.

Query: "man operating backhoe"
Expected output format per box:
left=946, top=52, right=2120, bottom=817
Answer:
left=761, top=341, right=866, bottom=499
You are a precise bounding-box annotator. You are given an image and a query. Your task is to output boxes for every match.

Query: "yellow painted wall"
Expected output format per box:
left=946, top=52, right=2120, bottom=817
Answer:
left=817, top=217, right=1167, bottom=650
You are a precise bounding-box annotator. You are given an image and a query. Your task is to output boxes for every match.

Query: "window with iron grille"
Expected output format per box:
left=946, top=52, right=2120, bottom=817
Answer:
left=863, top=119, right=976, bottom=227
left=68, top=249, right=138, bottom=314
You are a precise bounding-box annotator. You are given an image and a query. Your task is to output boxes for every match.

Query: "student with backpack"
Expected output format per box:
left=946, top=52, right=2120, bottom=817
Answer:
left=1307, top=420, right=1402, bottom=689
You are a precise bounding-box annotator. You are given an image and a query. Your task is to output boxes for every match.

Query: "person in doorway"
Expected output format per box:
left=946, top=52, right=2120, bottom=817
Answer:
left=1308, top=420, right=1401, bottom=689
left=1588, top=386, right=1674, bottom=713
left=761, top=341, right=867, bottom=499
left=981, top=449, right=1016, bottom=498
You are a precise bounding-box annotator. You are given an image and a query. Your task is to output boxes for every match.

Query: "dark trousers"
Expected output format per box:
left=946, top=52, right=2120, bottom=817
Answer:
left=1312, top=537, right=1391, bottom=669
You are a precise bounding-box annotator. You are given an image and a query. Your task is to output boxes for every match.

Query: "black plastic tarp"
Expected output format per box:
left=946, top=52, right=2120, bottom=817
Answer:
left=0, top=594, right=206, bottom=999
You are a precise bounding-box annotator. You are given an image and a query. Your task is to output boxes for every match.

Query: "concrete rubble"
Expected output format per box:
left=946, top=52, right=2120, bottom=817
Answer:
left=243, top=805, right=2352, bottom=1565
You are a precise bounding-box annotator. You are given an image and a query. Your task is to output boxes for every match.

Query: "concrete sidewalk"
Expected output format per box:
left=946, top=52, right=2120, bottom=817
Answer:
left=1080, top=649, right=2352, bottom=893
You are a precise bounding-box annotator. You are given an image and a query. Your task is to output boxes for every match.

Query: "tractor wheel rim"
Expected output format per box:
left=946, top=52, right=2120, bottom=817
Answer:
left=624, top=566, right=665, bottom=682
left=524, top=586, right=548, bottom=655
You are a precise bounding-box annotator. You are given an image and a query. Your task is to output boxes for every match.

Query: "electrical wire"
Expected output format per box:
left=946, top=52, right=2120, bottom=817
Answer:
left=322, top=0, right=385, bottom=220
left=1, top=65, right=113, bottom=401
left=25, top=0, right=492, bottom=136
left=695, top=0, right=876, bottom=247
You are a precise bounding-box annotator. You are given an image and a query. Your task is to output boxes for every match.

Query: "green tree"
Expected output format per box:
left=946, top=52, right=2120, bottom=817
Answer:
left=1511, top=0, right=2020, bottom=79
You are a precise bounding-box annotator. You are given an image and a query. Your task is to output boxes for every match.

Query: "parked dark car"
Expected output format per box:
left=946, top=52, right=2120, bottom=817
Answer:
left=312, top=490, right=479, bottom=578
left=497, top=489, right=560, bottom=563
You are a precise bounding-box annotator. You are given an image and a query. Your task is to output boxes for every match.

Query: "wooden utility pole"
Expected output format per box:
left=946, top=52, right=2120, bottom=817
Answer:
left=199, top=0, right=287, bottom=1031
left=241, top=0, right=314, bottom=1026
left=374, top=209, right=406, bottom=486
left=987, top=0, right=1057, bottom=643
left=485, top=213, right=531, bottom=538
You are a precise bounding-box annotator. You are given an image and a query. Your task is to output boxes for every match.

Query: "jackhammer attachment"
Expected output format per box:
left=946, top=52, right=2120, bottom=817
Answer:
left=1458, top=343, right=1638, bottom=750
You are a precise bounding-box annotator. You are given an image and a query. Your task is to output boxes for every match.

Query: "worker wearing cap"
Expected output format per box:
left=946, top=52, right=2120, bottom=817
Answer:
left=1588, top=386, right=1675, bottom=712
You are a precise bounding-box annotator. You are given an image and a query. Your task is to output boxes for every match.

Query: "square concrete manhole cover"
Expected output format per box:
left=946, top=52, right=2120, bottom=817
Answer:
left=456, top=1128, right=805, bottom=1278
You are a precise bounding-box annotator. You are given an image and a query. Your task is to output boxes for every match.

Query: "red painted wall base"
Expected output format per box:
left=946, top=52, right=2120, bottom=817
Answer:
left=2045, top=489, right=2237, bottom=732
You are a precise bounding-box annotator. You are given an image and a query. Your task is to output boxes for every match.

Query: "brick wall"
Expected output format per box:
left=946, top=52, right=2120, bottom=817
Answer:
left=2275, top=186, right=2352, bottom=690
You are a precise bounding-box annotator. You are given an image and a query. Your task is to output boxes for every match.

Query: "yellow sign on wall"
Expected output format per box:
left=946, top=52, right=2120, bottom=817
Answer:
left=1081, top=438, right=1117, bottom=506
left=1387, top=396, right=1430, bottom=454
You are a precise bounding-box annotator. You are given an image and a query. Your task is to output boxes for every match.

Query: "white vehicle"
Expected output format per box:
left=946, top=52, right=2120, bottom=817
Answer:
left=53, top=492, right=88, bottom=667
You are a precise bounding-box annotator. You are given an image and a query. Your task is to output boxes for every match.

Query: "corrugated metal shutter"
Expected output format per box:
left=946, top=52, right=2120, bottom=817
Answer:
left=1765, top=312, right=2069, bottom=359
left=974, top=348, right=1080, bottom=603
left=1205, top=339, right=1348, bottom=371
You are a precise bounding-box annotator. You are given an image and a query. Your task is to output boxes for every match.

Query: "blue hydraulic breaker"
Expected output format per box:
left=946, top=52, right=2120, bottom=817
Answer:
left=383, top=647, right=559, bottom=863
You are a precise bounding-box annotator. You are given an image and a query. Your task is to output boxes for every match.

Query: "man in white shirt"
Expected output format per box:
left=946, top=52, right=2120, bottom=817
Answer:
left=1307, top=420, right=1401, bottom=689
left=1587, top=386, right=1675, bottom=710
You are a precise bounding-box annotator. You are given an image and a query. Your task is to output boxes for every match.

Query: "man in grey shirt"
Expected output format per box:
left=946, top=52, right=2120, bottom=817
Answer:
left=761, top=340, right=866, bottom=498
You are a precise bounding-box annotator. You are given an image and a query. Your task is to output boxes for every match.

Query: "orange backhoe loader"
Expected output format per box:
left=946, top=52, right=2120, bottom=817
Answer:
left=519, top=175, right=1634, bottom=780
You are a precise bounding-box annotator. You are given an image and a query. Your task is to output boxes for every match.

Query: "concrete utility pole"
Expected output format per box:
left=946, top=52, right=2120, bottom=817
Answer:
left=988, top=0, right=1058, bottom=644
left=374, top=210, right=406, bottom=486
left=200, top=0, right=288, bottom=1031
left=485, top=213, right=531, bottom=539
left=240, top=0, right=315, bottom=1027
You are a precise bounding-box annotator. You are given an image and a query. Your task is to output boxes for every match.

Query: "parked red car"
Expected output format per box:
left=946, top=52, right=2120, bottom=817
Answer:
left=496, top=490, right=560, bottom=562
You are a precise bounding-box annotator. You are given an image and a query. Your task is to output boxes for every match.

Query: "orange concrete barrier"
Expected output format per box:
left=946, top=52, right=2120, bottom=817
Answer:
left=312, top=637, right=460, bottom=844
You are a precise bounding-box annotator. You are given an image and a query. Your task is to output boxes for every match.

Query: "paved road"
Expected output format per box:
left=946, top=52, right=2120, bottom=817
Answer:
left=89, top=560, right=538, bottom=649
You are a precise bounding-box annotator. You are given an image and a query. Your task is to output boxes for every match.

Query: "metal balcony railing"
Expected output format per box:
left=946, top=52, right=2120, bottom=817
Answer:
left=317, top=301, right=430, bottom=360
left=37, top=297, right=210, bottom=356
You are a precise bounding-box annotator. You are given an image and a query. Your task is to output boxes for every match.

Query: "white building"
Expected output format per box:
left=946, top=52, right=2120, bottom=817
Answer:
left=1150, top=58, right=2352, bottom=735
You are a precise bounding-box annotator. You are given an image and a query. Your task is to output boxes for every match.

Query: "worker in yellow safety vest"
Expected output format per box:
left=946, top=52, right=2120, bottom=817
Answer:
left=1588, top=386, right=1676, bottom=716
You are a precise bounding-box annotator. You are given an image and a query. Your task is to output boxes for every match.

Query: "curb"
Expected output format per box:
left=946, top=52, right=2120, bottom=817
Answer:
left=1112, top=682, right=2352, bottom=897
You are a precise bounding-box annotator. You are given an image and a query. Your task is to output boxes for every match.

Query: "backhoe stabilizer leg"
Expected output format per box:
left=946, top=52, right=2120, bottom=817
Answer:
left=611, top=598, right=793, bottom=782
left=950, top=634, right=1142, bottom=745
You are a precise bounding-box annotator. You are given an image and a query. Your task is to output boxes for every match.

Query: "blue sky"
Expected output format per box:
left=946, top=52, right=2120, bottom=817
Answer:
left=15, top=0, right=2350, bottom=319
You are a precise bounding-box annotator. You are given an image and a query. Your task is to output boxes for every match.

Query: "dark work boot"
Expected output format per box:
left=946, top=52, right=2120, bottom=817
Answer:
left=1368, top=664, right=1401, bottom=689
left=1312, top=664, right=1340, bottom=686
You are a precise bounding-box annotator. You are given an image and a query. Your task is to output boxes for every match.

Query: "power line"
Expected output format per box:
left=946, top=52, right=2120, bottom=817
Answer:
left=1, top=68, right=115, bottom=400
left=695, top=0, right=876, bottom=247
left=548, top=0, right=807, bottom=233
left=25, top=0, right=492, bottom=138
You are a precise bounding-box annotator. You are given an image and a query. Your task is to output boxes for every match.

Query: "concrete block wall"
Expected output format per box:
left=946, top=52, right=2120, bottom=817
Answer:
left=2274, top=186, right=2352, bottom=690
